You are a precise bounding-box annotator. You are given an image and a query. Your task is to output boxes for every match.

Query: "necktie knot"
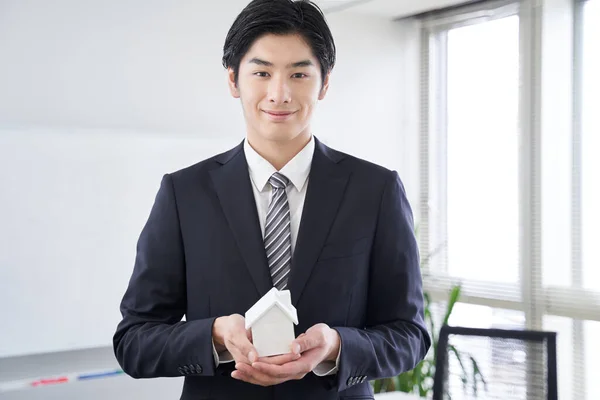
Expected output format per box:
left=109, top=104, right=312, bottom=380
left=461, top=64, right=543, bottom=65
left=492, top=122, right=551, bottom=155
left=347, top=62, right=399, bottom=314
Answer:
left=269, top=172, right=290, bottom=190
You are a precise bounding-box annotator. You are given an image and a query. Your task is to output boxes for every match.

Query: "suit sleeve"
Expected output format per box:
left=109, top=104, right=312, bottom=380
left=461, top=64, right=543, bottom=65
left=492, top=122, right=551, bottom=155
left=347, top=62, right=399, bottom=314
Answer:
left=113, top=174, right=217, bottom=379
left=331, top=170, right=431, bottom=392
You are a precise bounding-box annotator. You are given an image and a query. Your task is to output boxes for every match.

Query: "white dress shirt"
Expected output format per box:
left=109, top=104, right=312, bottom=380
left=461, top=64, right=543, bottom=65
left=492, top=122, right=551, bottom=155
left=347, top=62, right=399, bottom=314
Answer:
left=212, top=135, right=340, bottom=376
left=244, top=135, right=313, bottom=251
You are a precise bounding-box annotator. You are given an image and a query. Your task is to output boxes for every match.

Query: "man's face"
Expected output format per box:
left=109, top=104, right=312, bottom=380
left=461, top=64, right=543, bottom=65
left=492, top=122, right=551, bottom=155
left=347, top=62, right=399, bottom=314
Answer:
left=228, top=33, right=329, bottom=144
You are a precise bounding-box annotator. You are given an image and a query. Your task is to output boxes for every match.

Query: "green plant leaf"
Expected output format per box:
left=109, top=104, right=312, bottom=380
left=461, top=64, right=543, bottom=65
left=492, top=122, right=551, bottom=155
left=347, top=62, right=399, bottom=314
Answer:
left=377, top=377, right=396, bottom=392
left=373, top=378, right=383, bottom=393
left=442, top=285, right=462, bottom=326
left=388, top=377, right=396, bottom=392
left=395, top=375, right=404, bottom=393
left=413, top=361, right=422, bottom=391
left=448, top=344, right=468, bottom=390
left=470, top=356, right=488, bottom=394
left=379, top=378, right=389, bottom=393
left=397, top=371, right=414, bottom=393
left=424, top=292, right=436, bottom=346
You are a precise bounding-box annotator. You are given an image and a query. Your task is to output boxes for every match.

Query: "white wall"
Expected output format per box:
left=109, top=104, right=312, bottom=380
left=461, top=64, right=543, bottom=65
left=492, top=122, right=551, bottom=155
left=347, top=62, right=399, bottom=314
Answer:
left=0, top=0, right=421, bottom=397
left=0, top=0, right=421, bottom=198
left=314, top=12, right=421, bottom=205
left=0, top=128, right=235, bottom=358
left=0, top=0, right=246, bottom=135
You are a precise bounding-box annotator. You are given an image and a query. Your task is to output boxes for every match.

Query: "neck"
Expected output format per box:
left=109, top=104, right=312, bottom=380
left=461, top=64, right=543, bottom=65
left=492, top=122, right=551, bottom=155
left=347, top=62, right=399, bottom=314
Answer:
left=247, top=132, right=311, bottom=170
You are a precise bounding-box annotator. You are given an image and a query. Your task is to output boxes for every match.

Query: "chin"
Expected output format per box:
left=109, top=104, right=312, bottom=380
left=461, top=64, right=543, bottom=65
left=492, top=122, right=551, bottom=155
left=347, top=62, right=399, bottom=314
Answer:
left=260, top=127, right=302, bottom=143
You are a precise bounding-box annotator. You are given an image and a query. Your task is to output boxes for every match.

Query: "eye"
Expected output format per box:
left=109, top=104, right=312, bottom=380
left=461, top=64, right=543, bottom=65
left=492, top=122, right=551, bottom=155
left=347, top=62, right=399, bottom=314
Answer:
left=254, top=72, right=270, bottom=77
left=292, top=73, right=308, bottom=79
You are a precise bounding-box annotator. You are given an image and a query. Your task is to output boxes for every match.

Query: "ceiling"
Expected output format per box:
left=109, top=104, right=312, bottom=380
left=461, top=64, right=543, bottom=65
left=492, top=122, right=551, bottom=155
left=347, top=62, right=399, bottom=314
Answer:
left=313, top=0, right=469, bottom=19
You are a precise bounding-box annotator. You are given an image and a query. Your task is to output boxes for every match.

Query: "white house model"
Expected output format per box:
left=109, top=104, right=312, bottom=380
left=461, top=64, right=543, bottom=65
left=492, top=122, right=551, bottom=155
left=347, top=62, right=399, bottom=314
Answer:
left=245, top=287, right=299, bottom=357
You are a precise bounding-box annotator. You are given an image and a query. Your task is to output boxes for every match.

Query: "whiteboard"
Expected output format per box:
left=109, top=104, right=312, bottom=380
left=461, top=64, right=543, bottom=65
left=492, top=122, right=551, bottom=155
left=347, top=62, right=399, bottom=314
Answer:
left=0, top=128, right=239, bottom=358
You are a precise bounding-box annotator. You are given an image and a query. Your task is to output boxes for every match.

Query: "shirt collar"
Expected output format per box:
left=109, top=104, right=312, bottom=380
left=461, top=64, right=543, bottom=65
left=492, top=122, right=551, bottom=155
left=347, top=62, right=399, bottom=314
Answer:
left=244, top=136, right=315, bottom=192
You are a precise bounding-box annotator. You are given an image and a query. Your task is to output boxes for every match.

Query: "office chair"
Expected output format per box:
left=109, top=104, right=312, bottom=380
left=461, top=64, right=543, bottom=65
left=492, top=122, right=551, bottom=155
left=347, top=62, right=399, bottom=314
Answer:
left=432, top=325, right=558, bottom=400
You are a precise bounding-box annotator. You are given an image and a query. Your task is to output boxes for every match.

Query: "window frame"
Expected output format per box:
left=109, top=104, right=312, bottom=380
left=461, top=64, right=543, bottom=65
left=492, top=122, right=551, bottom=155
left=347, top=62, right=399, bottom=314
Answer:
left=417, top=0, right=600, bottom=398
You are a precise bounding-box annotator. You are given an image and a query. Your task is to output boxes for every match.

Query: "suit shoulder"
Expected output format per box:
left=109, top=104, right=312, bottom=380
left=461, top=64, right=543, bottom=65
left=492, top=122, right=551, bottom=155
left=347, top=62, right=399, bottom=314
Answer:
left=328, top=146, right=398, bottom=183
left=166, top=142, right=243, bottom=182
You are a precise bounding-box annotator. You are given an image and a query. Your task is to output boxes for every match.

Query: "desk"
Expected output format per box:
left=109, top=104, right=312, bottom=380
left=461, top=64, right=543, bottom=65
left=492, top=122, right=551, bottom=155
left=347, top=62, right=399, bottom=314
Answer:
left=0, top=348, right=424, bottom=400
left=0, top=347, right=183, bottom=400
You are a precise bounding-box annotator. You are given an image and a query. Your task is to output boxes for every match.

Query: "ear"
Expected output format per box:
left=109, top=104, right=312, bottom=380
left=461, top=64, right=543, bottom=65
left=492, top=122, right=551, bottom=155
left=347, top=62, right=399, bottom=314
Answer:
left=227, top=67, right=240, bottom=99
left=318, top=72, right=331, bottom=101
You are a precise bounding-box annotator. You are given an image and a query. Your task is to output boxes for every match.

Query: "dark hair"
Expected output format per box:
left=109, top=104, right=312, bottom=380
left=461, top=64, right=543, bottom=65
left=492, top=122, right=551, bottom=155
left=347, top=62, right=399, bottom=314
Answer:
left=222, top=0, right=336, bottom=87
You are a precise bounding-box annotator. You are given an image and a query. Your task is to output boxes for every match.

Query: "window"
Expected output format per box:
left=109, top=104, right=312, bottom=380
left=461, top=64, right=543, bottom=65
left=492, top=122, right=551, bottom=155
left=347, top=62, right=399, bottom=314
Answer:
left=449, top=303, right=524, bottom=330
left=584, top=321, right=600, bottom=398
left=418, top=0, right=600, bottom=398
left=445, top=16, right=520, bottom=284
left=421, top=0, right=522, bottom=300
left=581, top=0, right=600, bottom=291
left=542, top=316, right=574, bottom=400
left=448, top=304, right=526, bottom=397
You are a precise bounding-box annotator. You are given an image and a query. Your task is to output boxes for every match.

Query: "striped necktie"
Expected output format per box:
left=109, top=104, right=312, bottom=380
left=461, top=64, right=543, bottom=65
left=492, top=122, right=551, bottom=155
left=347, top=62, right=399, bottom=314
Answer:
left=264, top=172, right=292, bottom=290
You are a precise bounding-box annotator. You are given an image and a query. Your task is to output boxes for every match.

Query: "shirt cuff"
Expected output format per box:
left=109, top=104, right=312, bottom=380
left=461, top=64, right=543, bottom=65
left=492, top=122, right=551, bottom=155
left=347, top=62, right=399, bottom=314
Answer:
left=212, top=339, right=234, bottom=367
left=313, top=343, right=341, bottom=376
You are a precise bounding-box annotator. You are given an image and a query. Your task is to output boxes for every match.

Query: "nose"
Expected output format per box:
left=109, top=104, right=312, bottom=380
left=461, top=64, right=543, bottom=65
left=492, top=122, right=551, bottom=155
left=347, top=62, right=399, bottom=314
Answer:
left=268, top=76, right=291, bottom=104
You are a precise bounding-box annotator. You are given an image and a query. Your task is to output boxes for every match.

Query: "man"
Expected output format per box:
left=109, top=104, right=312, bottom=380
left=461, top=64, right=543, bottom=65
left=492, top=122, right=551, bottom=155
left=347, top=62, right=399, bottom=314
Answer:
left=113, top=0, right=430, bottom=399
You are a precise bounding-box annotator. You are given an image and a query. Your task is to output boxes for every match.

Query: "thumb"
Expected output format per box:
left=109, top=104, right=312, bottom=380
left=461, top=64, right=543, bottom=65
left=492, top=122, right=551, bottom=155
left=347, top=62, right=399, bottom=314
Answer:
left=247, top=349, right=257, bottom=363
left=240, top=342, right=258, bottom=363
left=234, top=331, right=258, bottom=363
left=292, top=332, right=319, bottom=355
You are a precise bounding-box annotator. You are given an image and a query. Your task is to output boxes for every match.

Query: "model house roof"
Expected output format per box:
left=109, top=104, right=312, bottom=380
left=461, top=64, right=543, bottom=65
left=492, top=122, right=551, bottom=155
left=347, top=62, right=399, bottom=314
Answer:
left=245, top=287, right=298, bottom=329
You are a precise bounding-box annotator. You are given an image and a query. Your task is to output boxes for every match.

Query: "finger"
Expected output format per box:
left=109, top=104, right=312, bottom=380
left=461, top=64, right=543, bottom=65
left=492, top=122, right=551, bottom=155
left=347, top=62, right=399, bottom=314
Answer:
left=251, top=358, right=309, bottom=379
left=292, top=332, right=322, bottom=354
left=235, top=368, right=304, bottom=386
left=229, top=349, right=250, bottom=365
left=230, top=333, right=258, bottom=363
left=226, top=339, right=251, bottom=364
left=235, top=362, right=281, bottom=386
left=257, top=352, right=301, bottom=365
left=228, top=342, right=256, bottom=365
left=290, top=347, right=325, bottom=369
left=231, top=369, right=265, bottom=386
left=290, top=333, right=307, bottom=355
left=253, top=347, right=324, bottom=377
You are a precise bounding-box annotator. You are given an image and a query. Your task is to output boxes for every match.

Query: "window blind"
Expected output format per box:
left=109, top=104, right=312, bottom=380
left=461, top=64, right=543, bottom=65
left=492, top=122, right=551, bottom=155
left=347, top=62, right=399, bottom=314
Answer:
left=416, top=0, right=600, bottom=398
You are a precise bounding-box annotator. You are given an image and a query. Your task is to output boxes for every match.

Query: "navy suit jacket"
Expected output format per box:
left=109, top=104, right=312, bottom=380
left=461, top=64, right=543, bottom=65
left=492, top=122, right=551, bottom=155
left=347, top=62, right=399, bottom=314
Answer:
left=113, top=137, right=430, bottom=399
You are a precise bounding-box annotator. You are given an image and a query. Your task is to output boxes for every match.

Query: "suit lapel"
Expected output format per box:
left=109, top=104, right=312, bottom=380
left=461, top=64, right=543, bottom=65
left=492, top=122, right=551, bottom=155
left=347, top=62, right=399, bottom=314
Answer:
left=210, top=142, right=272, bottom=298
left=288, top=138, right=350, bottom=305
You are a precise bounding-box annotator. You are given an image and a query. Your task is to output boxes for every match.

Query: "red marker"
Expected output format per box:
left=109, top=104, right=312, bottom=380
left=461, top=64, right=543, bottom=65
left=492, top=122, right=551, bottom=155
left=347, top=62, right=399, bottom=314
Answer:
left=31, top=377, right=69, bottom=387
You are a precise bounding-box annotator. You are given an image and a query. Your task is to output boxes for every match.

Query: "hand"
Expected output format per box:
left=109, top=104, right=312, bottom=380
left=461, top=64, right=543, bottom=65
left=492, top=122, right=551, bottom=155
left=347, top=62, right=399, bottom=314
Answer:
left=232, top=323, right=341, bottom=386
left=213, top=314, right=299, bottom=366
left=212, top=314, right=257, bottom=365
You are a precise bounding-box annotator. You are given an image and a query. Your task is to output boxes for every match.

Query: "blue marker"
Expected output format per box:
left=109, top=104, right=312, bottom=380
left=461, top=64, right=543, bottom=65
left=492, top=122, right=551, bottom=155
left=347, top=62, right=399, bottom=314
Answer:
left=77, top=369, right=124, bottom=381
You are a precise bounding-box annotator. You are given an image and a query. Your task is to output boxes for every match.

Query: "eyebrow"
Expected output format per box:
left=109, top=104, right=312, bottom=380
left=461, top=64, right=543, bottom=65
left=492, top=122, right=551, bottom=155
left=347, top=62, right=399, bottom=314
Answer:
left=248, top=58, right=314, bottom=68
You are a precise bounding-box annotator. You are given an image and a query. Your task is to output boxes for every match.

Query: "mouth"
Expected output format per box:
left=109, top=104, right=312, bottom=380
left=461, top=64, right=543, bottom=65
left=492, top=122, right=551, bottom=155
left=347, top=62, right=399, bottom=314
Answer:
left=262, top=110, right=297, bottom=121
